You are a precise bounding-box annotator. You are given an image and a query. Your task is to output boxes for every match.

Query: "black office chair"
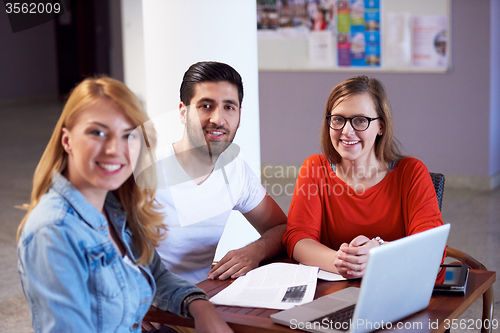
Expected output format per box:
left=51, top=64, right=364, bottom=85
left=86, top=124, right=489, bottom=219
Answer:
left=430, top=172, right=445, bottom=211
left=430, top=172, right=494, bottom=333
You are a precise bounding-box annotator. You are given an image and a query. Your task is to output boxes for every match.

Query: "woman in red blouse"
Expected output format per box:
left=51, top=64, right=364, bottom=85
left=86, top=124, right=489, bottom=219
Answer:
left=282, top=76, right=444, bottom=279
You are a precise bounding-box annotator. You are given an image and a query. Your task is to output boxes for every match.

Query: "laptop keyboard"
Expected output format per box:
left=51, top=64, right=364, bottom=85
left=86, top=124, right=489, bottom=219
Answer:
left=310, top=304, right=355, bottom=332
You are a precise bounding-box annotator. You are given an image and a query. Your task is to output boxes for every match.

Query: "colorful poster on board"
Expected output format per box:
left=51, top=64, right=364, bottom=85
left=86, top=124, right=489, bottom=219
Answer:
left=337, top=0, right=351, bottom=66
left=257, top=0, right=279, bottom=30
left=336, top=0, right=380, bottom=67
left=257, top=0, right=336, bottom=35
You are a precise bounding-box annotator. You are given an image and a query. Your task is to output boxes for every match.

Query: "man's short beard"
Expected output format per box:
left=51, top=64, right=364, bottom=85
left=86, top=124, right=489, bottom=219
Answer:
left=207, top=141, right=232, bottom=159
left=185, top=124, right=236, bottom=162
left=184, top=108, right=239, bottom=161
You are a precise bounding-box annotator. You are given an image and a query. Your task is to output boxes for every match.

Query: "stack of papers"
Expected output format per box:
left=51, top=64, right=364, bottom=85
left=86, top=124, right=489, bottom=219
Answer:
left=210, top=263, right=319, bottom=310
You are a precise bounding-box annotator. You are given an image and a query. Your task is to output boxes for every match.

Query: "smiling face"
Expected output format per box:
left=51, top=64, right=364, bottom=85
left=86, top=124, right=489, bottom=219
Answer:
left=180, top=81, right=241, bottom=160
left=61, top=99, right=140, bottom=203
left=329, top=93, right=383, bottom=165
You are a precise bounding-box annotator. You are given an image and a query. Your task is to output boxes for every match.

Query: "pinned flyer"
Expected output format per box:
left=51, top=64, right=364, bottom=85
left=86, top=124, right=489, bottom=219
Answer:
left=412, top=15, right=448, bottom=69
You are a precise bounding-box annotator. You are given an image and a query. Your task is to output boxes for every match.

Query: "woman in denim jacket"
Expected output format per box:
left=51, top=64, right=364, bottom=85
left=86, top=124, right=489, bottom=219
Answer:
left=17, top=76, right=232, bottom=333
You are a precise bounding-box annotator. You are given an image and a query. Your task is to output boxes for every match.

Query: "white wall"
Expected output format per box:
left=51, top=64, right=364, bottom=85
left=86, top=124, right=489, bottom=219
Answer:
left=121, top=0, right=262, bottom=259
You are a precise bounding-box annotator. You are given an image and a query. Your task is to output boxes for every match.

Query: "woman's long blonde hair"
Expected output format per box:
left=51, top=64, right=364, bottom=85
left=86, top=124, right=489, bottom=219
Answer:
left=17, top=76, right=165, bottom=265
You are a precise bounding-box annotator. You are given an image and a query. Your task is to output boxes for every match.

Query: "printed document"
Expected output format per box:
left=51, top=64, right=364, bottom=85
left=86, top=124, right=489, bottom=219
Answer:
left=210, top=263, right=319, bottom=310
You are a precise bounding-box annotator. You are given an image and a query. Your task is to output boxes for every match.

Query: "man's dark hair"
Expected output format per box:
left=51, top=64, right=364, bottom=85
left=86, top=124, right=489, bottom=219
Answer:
left=180, top=61, right=244, bottom=107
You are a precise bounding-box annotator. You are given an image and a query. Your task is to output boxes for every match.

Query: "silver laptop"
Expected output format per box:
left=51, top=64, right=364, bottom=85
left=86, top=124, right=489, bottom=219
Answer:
left=271, top=224, right=450, bottom=333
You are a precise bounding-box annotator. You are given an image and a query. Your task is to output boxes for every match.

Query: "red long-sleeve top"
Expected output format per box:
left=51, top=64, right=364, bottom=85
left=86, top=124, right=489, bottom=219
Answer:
left=283, top=155, right=444, bottom=256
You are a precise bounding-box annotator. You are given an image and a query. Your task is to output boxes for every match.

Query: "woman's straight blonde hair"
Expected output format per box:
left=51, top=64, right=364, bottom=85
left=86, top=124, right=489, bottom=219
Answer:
left=17, top=76, right=165, bottom=265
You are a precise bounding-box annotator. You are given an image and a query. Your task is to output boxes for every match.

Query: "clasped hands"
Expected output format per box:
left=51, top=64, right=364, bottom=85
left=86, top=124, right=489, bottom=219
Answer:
left=334, top=235, right=381, bottom=279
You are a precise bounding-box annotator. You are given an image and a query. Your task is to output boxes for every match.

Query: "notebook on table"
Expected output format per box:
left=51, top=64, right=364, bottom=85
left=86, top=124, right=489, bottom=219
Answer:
left=270, top=224, right=450, bottom=333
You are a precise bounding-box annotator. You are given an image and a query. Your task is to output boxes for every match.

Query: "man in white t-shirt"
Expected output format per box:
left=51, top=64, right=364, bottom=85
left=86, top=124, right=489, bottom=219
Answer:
left=154, top=61, right=287, bottom=284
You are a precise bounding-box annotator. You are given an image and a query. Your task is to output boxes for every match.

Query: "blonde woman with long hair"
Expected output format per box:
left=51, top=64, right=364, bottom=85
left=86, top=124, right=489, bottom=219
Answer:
left=17, top=76, right=231, bottom=333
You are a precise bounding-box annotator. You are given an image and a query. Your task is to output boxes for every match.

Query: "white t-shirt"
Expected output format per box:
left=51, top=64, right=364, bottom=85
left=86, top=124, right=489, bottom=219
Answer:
left=155, top=144, right=266, bottom=283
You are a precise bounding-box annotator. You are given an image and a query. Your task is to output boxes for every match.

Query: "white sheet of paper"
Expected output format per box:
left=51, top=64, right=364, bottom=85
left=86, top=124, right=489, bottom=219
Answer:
left=308, top=31, right=335, bottom=68
left=298, top=263, right=347, bottom=281
left=210, top=263, right=319, bottom=310
left=317, top=269, right=347, bottom=281
left=385, top=12, right=412, bottom=68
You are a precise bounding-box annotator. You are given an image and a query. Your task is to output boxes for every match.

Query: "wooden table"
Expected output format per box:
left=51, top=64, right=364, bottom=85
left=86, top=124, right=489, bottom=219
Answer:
left=145, top=269, right=496, bottom=333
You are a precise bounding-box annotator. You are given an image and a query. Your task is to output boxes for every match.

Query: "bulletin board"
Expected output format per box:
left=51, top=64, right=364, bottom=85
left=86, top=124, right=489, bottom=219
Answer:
left=257, top=0, right=451, bottom=72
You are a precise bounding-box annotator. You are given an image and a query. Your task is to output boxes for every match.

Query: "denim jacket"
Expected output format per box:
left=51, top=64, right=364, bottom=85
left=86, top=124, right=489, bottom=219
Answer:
left=18, top=173, right=205, bottom=333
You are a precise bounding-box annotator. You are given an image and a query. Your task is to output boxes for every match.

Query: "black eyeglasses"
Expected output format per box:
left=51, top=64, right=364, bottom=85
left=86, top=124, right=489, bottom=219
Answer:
left=326, top=115, right=380, bottom=131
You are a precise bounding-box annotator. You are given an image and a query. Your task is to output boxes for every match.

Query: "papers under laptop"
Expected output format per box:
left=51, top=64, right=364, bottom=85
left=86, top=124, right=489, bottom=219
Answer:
left=271, top=224, right=450, bottom=333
